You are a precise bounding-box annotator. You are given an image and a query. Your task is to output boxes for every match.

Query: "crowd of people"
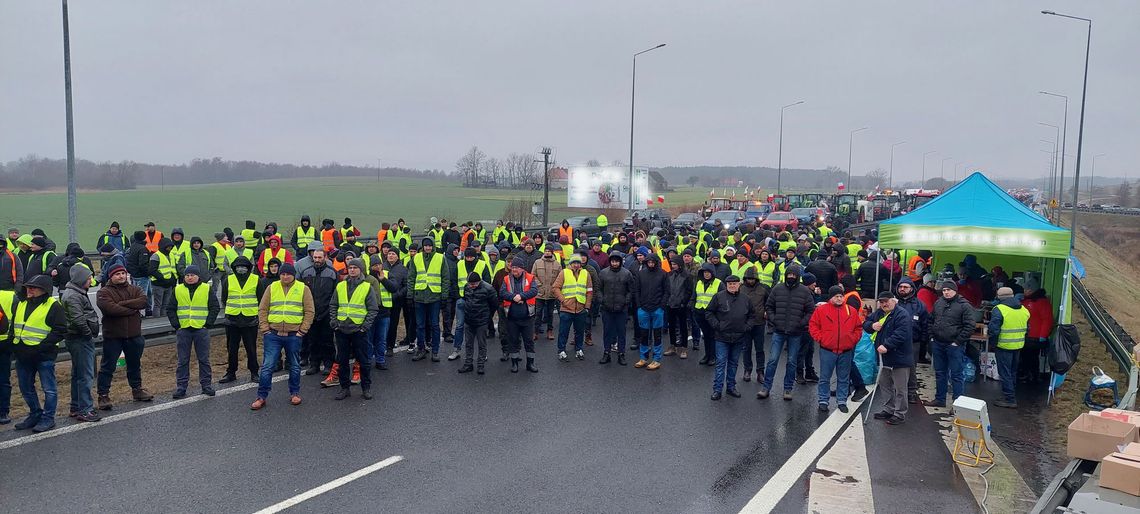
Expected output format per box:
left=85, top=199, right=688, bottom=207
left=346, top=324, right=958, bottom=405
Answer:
left=0, top=213, right=1053, bottom=431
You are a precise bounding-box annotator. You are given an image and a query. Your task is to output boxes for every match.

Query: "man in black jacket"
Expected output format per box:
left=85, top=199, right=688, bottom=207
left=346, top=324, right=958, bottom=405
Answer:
left=896, top=277, right=931, bottom=405
left=855, top=250, right=890, bottom=308
left=760, top=265, right=815, bottom=400
left=596, top=253, right=634, bottom=365
left=457, top=272, right=499, bottom=375
left=220, top=256, right=260, bottom=384
left=0, top=239, right=24, bottom=292
left=804, top=253, right=838, bottom=296
left=11, top=275, right=68, bottom=432
left=300, top=249, right=339, bottom=374
left=632, top=254, right=669, bottom=370
left=926, top=280, right=974, bottom=407
left=866, top=292, right=914, bottom=425
left=664, top=256, right=693, bottom=359
left=707, top=275, right=755, bottom=400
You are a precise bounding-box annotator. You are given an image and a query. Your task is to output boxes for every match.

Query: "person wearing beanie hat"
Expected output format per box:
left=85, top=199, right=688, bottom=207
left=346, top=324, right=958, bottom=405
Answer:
left=532, top=239, right=563, bottom=341
left=408, top=230, right=450, bottom=363
left=448, top=244, right=493, bottom=361
left=9, top=274, right=67, bottom=431
left=986, top=283, right=1030, bottom=409
left=632, top=253, right=668, bottom=370
left=327, top=255, right=378, bottom=400
left=21, top=235, right=57, bottom=283
left=500, top=256, right=541, bottom=372
left=484, top=247, right=508, bottom=342
left=94, top=259, right=154, bottom=410
left=925, top=276, right=973, bottom=408
left=553, top=249, right=593, bottom=361
left=60, top=261, right=102, bottom=422
left=219, top=255, right=261, bottom=384
left=456, top=268, right=497, bottom=375
left=706, top=270, right=753, bottom=400
left=167, top=258, right=220, bottom=399
left=865, top=287, right=913, bottom=425
left=594, top=251, right=634, bottom=366
left=96, top=221, right=128, bottom=255
left=807, top=280, right=863, bottom=412
left=253, top=254, right=315, bottom=410
left=737, top=266, right=770, bottom=382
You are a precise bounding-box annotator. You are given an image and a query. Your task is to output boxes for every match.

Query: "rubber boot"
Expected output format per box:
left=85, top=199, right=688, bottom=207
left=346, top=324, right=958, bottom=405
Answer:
left=511, top=358, right=520, bottom=373
left=526, top=357, right=539, bottom=373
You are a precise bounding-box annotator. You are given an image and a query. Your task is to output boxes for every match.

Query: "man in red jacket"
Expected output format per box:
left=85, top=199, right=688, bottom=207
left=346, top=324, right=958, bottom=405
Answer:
left=809, top=285, right=864, bottom=413
left=1020, top=277, right=1054, bottom=382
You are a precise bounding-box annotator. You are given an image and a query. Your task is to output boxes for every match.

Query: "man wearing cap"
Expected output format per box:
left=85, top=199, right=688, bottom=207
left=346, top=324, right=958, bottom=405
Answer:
left=866, top=292, right=914, bottom=425
left=329, top=259, right=378, bottom=399
left=142, top=222, right=163, bottom=253
left=896, top=277, right=931, bottom=405
left=552, top=255, right=593, bottom=361
left=253, top=262, right=314, bottom=410
left=167, top=265, right=220, bottom=399
left=61, top=263, right=102, bottom=422
left=809, top=285, right=863, bottom=412
left=707, top=275, right=754, bottom=400
left=500, top=257, right=541, bottom=373
left=409, top=238, right=451, bottom=362
left=9, top=275, right=67, bottom=432
left=988, top=286, right=1030, bottom=409
left=927, top=280, right=974, bottom=408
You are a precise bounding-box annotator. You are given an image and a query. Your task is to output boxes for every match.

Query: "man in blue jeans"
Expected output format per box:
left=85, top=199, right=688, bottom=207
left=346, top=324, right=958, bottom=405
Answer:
left=553, top=256, right=592, bottom=362
left=988, top=286, right=1030, bottom=409
left=759, top=267, right=815, bottom=400
left=61, top=264, right=102, bottom=422
left=633, top=254, right=669, bottom=370
left=252, top=264, right=314, bottom=410
left=11, top=275, right=67, bottom=432
left=927, top=280, right=974, bottom=407
left=707, top=275, right=754, bottom=400
left=809, top=286, right=863, bottom=412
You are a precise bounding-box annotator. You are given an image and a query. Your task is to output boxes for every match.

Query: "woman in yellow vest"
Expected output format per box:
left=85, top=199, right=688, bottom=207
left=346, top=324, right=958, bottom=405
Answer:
left=9, top=275, right=67, bottom=432
left=168, top=265, right=220, bottom=399
left=252, top=262, right=314, bottom=410
left=988, top=287, right=1030, bottom=409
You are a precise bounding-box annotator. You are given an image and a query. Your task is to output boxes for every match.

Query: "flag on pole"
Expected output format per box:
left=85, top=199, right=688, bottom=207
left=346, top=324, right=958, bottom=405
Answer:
left=646, top=199, right=653, bottom=206
left=657, top=195, right=665, bottom=204
left=709, top=189, right=715, bottom=198
left=837, top=182, right=846, bottom=191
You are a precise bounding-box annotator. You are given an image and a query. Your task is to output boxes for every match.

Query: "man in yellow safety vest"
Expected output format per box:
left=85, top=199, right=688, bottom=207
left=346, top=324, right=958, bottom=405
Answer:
left=988, top=286, right=1030, bottom=409
left=9, top=275, right=67, bottom=432
left=329, top=258, right=378, bottom=400
left=252, top=262, right=314, bottom=410
left=409, top=238, right=451, bottom=362
left=167, top=265, right=220, bottom=399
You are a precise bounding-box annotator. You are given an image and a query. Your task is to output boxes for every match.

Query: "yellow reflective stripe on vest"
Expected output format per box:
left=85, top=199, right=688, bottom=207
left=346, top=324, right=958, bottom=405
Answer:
left=13, top=297, right=57, bottom=346
left=0, top=290, right=14, bottom=322
left=694, top=279, right=721, bottom=309
left=871, top=312, right=890, bottom=342
left=261, top=248, right=287, bottom=273
left=457, top=259, right=487, bottom=298
left=377, top=281, right=393, bottom=308
left=225, top=274, right=260, bottom=316
left=154, top=252, right=177, bottom=281
left=755, top=261, right=776, bottom=287
left=995, top=304, right=1030, bottom=350
left=729, top=260, right=750, bottom=280
left=268, top=281, right=306, bottom=324
left=296, top=226, right=315, bottom=247
left=336, top=280, right=372, bottom=323
left=174, top=283, right=211, bottom=329
left=414, top=253, right=444, bottom=293
left=561, top=269, right=587, bottom=304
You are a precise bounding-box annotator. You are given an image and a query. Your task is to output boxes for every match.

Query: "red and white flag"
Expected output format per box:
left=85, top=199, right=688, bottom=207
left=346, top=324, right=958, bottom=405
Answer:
left=837, top=182, right=846, bottom=191
left=657, top=195, right=665, bottom=204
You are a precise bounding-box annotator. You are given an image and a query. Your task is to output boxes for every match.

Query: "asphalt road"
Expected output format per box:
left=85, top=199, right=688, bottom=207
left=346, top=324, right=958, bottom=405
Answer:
left=0, top=330, right=982, bottom=513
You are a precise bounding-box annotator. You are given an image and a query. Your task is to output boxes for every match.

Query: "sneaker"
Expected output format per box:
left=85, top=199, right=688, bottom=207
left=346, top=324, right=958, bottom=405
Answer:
left=321, top=364, right=339, bottom=387
left=634, top=359, right=647, bottom=368
left=77, top=411, right=102, bottom=422
left=850, top=388, right=869, bottom=403
left=406, top=345, right=417, bottom=354
left=97, top=395, right=113, bottom=411
left=783, top=391, right=793, bottom=401
left=886, top=416, right=905, bottom=425
left=838, top=404, right=849, bottom=413
left=804, top=371, right=819, bottom=383
left=818, top=403, right=829, bottom=412
left=711, top=391, right=722, bottom=401
left=558, top=351, right=568, bottom=362
left=32, top=420, right=56, bottom=433
left=132, top=388, right=154, bottom=402
left=575, top=350, right=584, bottom=360
left=448, top=351, right=462, bottom=361
left=351, top=363, right=361, bottom=385
left=251, top=398, right=267, bottom=410
left=172, top=390, right=187, bottom=400
left=290, top=395, right=302, bottom=406
left=873, top=411, right=892, bottom=420
left=646, top=361, right=661, bottom=371
left=756, top=387, right=770, bottom=399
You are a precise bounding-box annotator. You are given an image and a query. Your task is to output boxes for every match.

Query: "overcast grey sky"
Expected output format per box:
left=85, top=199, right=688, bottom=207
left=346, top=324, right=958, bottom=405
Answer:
left=2, top=1, right=1137, bottom=182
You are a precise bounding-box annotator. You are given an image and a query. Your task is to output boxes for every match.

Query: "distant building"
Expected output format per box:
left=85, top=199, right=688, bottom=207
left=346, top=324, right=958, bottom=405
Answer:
left=549, top=167, right=568, bottom=190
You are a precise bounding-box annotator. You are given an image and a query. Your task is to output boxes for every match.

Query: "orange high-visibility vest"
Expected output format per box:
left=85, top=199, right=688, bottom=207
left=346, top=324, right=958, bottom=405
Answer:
left=145, top=230, right=164, bottom=253
left=321, top=229, right=338, bottom=253
left=558, top=225, right=573, bottom=243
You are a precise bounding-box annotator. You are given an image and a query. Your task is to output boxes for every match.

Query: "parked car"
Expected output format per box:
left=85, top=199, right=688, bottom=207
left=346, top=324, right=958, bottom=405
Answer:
left=790, top=207, right=827, bottom=226
left=623, top=209, right=671, bottom=232
left=745, top=203, right=773, bottom=223
left=548, top=216, right=604, bottom=240
left=672, top=212, right=704, bottom=231
left=704, top=210, right=747, bottom=234
left=759, top=211, right=800, bottom=232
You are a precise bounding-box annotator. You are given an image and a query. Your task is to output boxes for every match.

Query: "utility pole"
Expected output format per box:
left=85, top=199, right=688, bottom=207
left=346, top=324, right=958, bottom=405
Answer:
left=62, top=0, right=78, bottom=244
left=540, top=147, right=552, bottom=227
left=161, top=166, right=165, bottom=191
left=377, top=158, right=381, bottom=183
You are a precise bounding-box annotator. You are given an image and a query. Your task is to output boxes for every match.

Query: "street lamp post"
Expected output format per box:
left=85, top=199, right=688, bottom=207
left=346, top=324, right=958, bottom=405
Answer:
left=628, top=43, right=666, bottom=215
left=1089, top=153, right=1105, bottom=206
left=888, top=141, right=906, bottom=189
left=1040, top=91, right=1069, bottom=207
left=1038, top=122, right=1060, bottom=203
left=1042, top=10, right=1091, bottom=250
left=921, top=151, right=936, bottom=187
left=940, top=157, right=952, bottom=181
left=848, top=126, right=869, bottom=190
left=776, top=100, right=805, bottom=195
left=62, top=0, right=78, bottom=244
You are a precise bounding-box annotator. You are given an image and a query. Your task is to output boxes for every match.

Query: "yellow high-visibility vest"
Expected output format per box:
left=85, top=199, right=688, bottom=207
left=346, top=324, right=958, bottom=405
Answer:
left=457, top=259, right=488, bottom=298
left=694, top=279, right=721, bottom=310
left=995, top=304, right=1030, bottom=350
left=174, top=283, right=211, bottom=329
left=335, top=280, right=372, bottom=324
left=729, top=260, right=753, bottom=280
left=260, top=247, right=288, bottom=273
left=225, top=274, right=259, bottom=316
left=153, top=252, right=177, bottom=282
left=295, top=226, right=316, bottom=249
left=561, top=269, right=587, bottom=304
left=755, top=261, right=777, bottom=288
left=268, top=281, right=307, bottom=324
left=13, top=297, right=58, bottom=346
left=413, top=252, right=444, bottom=293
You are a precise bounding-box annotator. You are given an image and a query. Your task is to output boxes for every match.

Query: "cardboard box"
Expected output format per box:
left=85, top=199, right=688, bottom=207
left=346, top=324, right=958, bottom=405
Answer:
left=1097, top=409, right=1140, bottom=429
left=1101, top=443, right=1140, bottom=496
left=1069, top=413, right=1140, bottom=461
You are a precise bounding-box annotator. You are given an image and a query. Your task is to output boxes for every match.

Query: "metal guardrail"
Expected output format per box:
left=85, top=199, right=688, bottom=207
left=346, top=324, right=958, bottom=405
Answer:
left=1071, top=277, right=1138, bottom=409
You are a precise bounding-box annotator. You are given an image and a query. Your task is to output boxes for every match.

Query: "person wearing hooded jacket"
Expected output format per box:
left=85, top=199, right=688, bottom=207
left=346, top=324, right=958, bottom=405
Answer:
left=927, top=280, right=974, bottom=407
left=149, top=238, right=179, bottom=317
left=61, top=264, right=101, bottom=422
left=257, top=235, right=293, bottom=276
left=596, top=252, right=634, bottom=365
left=692, top=263, right=724, bottom=366
left=895, top=277, right=930, bottom=406
left=185, top=237, right=214, bottom=284
left=531, top=244, right=563, bottom=341
left=292, top=215, right=316, bottom=254
left=631, top=253, right=669, bottom=369
left=382, top=248, right=414, bottom=352
left=10, top=275, right=67, bottom=432
left=707, top=275, right=754, bottom=400
left=241, top=220, right=261, bottom=249
left=760, top=265, right=815, bottom=400
left=299, top=248, right=339, bottom=373
left=329, top=259, right=378, bottom=400
left=50, top=243, right=96, bottom=291
left=664, top=256, right=693, bottom=359
left=220, top=256, right=261, bottom=384
left=369, top=255, right=401, bottom=370
left=988, top=286, right=1030, bottom=409
left=740, top=266, right=770, bottom=383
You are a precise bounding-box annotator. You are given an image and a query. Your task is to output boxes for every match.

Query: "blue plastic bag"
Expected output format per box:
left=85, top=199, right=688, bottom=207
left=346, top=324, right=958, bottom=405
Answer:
left=854, top=332, right=877, bottom=384
left=963, top=356, right=977, bottom=383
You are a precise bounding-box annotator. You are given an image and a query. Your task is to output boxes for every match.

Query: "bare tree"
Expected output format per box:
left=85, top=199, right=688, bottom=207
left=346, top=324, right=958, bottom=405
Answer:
left=586, top=159, right=602, bottom=167
left=1117, top=182, right=1133, bottom=207
left=456, top=146, right=485, bottom=187
left=480, top=157, right=502, bottom=187
left=866, top=167, right=888, bottom=189
left=504, top=152, right=536, bottom=189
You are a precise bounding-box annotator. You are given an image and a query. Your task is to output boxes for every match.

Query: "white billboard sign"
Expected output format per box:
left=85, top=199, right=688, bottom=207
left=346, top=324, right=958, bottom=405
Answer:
left=567, top=166, right=649, bottom=210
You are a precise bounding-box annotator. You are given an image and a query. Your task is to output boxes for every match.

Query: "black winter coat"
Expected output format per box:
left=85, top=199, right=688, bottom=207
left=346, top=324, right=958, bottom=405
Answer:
left=764, top=282, right=815, bottom=335
left=632, top=261, right=669, bottom=312
left=864, top=305, right=914, bottom=368
left=460, top=281, right=498, bottom=325
left=595, top=266, right=634, bottom=312
left=125, top=239, right=150, bottom=278
left=931, top=294, right=975, bottom=345
left=804, top=259, right=838, bottom=295
left=705, top=289, right=755, bottom=343
left=666, top=270, right=693, bottom=309
left=855, top=260, right=890, bottom=297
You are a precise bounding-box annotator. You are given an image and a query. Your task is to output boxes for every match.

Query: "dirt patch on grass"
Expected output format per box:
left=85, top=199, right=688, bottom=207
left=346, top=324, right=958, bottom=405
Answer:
left=1073, top=213, right=1140, bottom=339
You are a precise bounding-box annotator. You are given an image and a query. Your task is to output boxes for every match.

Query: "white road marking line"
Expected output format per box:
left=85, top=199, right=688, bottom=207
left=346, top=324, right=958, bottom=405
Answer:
left=252, top=455, right=405, bottom=514
left=738, top=387, right=875, bottom=514
left=0, top=374, right=288, bottom=451
left=808, top=416, right=874, bottom=513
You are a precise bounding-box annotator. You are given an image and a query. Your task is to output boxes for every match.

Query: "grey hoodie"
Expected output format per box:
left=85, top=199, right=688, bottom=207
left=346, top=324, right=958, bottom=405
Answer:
left=61, top=265, right=100, bottom=339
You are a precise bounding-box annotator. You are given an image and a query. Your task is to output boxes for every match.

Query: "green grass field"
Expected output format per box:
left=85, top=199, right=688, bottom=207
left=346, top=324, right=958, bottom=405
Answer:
left=1, top=177, right=719, bottom=247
